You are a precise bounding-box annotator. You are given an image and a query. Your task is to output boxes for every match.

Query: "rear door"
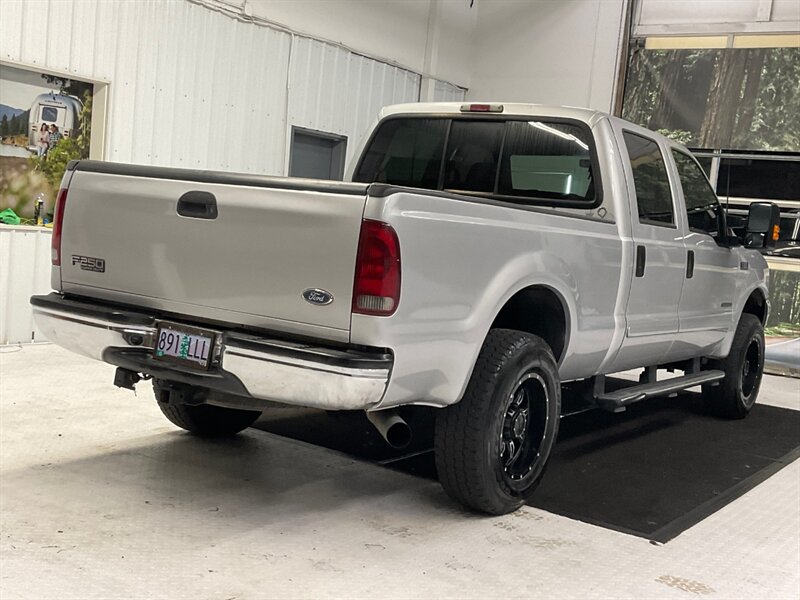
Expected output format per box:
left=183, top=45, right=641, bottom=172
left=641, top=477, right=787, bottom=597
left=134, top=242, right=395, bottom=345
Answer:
left=60, top=166, right=369, bottom=341
left=613, top=127, right=686, bottom=368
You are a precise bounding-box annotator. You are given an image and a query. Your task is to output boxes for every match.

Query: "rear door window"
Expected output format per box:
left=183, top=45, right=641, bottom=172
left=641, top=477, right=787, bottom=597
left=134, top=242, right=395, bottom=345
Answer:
left=622, top=132, right=675, bottom=226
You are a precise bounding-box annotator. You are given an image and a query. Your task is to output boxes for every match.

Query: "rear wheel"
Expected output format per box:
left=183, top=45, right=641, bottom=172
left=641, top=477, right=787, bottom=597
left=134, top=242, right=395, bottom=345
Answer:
left=153, top=382, right=261, bottom=436
left=703, top=313, right=764, bottom=419
left=434, top=329, right=561, bottom=515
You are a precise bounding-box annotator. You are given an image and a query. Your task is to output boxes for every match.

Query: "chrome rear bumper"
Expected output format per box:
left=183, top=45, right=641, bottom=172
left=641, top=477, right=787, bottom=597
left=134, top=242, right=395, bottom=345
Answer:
left=31, top=293, right=392, bottom=410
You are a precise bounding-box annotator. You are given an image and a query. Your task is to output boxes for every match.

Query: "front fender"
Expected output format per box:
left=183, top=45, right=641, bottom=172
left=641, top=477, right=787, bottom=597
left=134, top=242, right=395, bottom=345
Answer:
left=716, top=248, right=769, bottom=358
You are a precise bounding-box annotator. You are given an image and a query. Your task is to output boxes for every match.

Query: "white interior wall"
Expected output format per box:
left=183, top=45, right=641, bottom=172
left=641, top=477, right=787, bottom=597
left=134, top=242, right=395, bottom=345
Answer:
left=241, top=0, right=477, bottom=88
left=467, top=0, right=628, bottom=113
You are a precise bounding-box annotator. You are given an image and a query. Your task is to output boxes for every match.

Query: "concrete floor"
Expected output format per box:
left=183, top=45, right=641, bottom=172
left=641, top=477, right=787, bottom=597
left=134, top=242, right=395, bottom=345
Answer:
left=1, top=344, right=798, bottom=599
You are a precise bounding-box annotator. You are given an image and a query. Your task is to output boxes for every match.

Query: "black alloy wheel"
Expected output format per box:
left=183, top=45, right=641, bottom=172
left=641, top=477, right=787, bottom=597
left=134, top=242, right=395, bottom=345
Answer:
left=499, top=372, right=550, bottom=486
left=740, top=337, right=762, bottom=401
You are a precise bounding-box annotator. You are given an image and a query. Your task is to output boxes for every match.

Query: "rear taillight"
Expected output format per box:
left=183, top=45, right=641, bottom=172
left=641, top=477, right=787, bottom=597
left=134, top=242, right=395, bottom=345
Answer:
left=51, top=187, right=68, bottom=266
left=352, top=220, right=401, bottom=316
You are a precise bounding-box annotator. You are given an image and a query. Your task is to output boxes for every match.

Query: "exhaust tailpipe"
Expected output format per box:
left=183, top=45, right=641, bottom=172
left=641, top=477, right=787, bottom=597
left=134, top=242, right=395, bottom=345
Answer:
left=366, top=410, right=412, bottom=449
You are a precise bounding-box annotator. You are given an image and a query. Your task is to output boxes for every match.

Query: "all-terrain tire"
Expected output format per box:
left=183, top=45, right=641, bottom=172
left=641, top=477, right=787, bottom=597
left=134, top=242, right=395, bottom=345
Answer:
left=434, top=329, right=561, bottom=515
left=702, top=313, right=765, bottom=419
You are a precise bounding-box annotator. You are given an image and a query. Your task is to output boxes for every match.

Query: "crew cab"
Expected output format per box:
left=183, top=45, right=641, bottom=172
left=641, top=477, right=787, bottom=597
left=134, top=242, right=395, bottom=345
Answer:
left=31, top=103, right=779, bottom=515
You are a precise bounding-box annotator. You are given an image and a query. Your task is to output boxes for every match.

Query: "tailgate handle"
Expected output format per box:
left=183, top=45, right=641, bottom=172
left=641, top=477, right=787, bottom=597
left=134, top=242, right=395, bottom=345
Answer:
left=177, top=191, right=218, bottom=219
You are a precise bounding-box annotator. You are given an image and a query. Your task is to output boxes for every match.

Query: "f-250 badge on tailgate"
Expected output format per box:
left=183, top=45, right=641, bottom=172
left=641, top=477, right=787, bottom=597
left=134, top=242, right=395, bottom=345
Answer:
left=72, top=255, right=106, bottom=273
left=302, top=288, right=333, bottom=306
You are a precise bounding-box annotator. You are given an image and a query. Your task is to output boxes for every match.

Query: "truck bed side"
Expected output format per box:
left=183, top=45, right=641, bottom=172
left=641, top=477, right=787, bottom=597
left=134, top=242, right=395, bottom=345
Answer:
left=353, top=188, right=626, bottom=408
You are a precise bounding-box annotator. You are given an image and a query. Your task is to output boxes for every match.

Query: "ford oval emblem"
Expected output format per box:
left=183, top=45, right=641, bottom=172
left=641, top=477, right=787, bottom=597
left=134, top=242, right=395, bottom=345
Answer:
left=302, top=288, right=334, bottom=306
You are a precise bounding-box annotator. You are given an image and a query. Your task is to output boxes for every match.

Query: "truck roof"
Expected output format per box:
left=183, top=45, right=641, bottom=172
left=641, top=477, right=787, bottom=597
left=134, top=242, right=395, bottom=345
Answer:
left=380, top=102, right=609, bottom=127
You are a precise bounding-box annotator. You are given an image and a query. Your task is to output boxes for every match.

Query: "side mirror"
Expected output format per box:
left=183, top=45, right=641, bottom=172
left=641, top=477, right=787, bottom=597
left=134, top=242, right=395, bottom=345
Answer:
left=745, top=202, right=780, bottom=249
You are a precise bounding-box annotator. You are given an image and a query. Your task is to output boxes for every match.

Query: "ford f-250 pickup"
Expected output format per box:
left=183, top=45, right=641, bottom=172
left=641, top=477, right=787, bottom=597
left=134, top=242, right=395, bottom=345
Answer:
left=31, top=102, right=781, bottom=515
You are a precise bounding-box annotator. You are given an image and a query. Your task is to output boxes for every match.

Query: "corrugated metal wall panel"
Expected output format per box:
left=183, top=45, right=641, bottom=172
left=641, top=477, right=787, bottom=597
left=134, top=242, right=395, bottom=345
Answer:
left=433, top=79, right=467, bottom=102
left=287, top=36, right=421, bottom=168
left=19, top=0, right=44, bottom=67
left=2, top=0, right=292, bottom=176
left=1, top=0, right=23, bottom=60
left=46, top=0, right=73, bottom=67
left=0, top=227, right=52, bottom=345
left=94, top=0, right=120, bottom=81
left=70, top=0, right=99, bottom=77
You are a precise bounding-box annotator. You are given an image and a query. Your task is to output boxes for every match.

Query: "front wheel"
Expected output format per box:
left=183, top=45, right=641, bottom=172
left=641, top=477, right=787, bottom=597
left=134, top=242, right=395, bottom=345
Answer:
left=703, top=313, right=765, bottom=419
left=434, top=329, right=561, bottom=515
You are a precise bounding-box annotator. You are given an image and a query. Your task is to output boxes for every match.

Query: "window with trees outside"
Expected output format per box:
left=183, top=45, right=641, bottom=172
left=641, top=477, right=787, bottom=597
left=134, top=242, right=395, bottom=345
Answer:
left=622, top=47, right=799, bottom=152
left=621, top=41, right=799, bottom=335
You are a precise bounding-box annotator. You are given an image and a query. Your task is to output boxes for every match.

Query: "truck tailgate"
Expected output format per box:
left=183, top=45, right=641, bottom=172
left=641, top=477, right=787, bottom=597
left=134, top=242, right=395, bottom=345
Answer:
left=59, top=164, right=369, bottom=341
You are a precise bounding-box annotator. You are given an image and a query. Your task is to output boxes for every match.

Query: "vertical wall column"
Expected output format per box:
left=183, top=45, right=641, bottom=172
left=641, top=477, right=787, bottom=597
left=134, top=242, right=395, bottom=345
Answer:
left=419, top=0, right=442, bottom=102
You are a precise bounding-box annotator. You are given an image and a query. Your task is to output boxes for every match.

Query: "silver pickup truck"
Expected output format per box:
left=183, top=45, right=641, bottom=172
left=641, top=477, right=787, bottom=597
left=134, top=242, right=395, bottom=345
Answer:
left=31, top=102, right=780, bottom=515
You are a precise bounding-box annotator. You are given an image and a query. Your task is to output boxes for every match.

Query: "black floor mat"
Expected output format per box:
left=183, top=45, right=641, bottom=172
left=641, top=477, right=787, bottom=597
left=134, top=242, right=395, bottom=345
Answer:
left=254, top=389, right=800, bottom=543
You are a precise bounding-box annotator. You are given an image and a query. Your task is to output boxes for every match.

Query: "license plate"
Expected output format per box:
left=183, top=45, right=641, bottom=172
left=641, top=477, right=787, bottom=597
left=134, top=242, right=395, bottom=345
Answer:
left=153, top=323, right=216, bottom=369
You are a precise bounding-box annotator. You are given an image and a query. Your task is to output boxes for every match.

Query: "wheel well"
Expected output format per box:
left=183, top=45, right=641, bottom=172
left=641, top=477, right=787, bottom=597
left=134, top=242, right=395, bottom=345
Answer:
left=742, top=289, right=767, bottom=324
left=491, top=286, right=568, bottom=362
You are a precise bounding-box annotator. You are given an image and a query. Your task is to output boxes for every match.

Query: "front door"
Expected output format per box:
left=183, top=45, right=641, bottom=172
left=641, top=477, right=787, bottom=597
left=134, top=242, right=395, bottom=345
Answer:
left=670, top=149, right=739, bottom=356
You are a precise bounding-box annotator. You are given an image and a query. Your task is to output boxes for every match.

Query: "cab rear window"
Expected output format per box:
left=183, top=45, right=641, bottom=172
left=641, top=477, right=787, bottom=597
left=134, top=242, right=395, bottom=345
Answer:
left=353, top=116, right=598, bottom=207
left=499, top=121, right=594, bottom=201
left=354, top=118, right=447, bottom=189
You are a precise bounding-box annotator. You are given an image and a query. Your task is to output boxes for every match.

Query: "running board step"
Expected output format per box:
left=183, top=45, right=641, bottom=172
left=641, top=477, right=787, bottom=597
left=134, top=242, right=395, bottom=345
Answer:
left=596, top=370, right=725, bottom=412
